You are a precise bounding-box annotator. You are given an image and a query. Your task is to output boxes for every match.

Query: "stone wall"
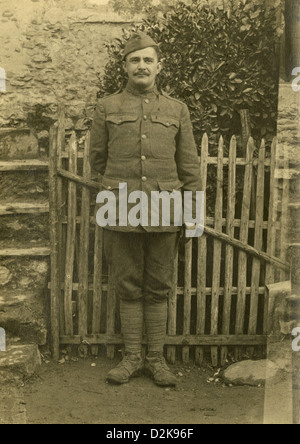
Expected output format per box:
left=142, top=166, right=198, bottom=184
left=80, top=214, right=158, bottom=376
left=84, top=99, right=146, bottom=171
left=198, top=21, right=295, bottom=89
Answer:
left=0, top=0, right=137, bottom=348
left=276, top=79, right=300, bottom=257
left=0, top=0, right=137, bottom=134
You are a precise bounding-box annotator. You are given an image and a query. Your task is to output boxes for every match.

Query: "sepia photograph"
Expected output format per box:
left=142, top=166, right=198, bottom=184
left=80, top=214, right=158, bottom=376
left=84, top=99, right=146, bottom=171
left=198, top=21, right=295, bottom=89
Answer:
left=0, top=0, right=299, bottom=427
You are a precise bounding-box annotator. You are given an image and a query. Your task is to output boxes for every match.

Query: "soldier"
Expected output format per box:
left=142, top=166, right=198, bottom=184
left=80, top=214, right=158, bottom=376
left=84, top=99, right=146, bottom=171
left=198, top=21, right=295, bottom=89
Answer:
left=90, top=32, right=200, bottom=387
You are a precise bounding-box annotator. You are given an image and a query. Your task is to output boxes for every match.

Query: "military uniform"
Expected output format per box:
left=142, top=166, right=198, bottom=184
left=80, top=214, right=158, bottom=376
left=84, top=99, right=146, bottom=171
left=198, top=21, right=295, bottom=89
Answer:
left=90, top=83, right=200, bottom=296
left=90, top=33, right=200, bottom=387
left=90, top=84, right=200, bottom=231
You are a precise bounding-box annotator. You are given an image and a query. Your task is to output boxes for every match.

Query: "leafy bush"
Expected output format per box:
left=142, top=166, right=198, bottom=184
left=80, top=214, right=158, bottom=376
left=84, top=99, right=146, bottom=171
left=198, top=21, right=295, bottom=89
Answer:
left=98, top=0, right=280, bottom=151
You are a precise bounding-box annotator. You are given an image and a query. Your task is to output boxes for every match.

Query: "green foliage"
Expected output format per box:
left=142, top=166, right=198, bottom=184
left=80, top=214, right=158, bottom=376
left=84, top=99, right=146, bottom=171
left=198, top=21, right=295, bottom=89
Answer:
left=99, top=0, right=280, bottom=149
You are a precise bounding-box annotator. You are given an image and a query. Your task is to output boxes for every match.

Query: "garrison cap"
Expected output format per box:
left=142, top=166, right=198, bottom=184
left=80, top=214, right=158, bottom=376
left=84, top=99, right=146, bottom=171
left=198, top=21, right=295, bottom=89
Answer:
left=123, top=32, right=159, bottom=60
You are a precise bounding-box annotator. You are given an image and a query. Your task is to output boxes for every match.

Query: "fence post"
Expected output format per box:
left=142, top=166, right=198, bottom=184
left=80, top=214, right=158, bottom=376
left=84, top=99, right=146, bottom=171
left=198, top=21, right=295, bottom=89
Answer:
left=288, top=241, right=300, bottom=424
left=49, top=124, right=60, bottom=361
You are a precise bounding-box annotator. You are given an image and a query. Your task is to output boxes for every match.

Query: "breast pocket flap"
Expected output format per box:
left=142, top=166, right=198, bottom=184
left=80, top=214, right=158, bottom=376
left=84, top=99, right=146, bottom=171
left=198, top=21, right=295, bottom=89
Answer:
left=106, top=114, right=138, bottom=125
left=151, top=115, right=179, bottom=128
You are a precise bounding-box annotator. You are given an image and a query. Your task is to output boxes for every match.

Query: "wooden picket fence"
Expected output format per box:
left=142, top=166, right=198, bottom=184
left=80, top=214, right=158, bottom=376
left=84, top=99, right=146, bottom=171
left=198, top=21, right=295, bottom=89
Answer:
left=49, top=118, right=290, bottom=366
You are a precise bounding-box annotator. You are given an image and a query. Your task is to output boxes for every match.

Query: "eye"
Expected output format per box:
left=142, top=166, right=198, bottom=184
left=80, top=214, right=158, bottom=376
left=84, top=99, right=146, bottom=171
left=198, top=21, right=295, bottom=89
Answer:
left=144, top=58, right=154, bottom=64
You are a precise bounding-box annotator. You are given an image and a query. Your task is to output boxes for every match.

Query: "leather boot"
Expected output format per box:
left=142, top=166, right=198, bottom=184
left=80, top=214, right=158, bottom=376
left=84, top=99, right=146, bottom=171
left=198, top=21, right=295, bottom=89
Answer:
left=107, top=353, right=144, bottom=385
left=145, top=352, right=177, bottom=387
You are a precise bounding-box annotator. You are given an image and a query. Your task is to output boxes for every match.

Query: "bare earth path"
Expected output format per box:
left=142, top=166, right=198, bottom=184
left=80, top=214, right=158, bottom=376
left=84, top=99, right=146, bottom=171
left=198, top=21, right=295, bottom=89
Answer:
left=22, top=356, right=265, bottom=425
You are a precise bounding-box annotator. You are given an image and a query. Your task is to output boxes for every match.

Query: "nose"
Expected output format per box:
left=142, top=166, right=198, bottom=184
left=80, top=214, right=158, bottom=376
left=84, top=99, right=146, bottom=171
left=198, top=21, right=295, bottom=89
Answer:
left=138, top=59, right=147, bottom=70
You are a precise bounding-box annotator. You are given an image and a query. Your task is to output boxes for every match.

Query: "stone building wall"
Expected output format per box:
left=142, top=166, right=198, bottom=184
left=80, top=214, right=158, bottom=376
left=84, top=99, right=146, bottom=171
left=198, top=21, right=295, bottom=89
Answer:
left=276, top=79, right=300, bottom=262
left=0, top=0, right=137, bottom=133
left=0, top=0, right=136, bottom=348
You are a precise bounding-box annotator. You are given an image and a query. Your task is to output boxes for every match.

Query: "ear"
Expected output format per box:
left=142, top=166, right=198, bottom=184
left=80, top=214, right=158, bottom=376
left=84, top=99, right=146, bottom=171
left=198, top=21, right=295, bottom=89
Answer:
left=157, top=61, right=162, bottom=75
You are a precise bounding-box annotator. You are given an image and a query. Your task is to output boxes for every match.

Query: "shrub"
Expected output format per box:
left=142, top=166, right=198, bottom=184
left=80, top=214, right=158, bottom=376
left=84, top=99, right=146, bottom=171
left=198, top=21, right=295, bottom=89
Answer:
left=98, top=0, right=280, bottom=151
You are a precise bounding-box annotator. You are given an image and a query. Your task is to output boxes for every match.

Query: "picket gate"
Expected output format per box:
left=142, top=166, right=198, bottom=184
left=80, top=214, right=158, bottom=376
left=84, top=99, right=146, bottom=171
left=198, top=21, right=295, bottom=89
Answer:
left=49, top=116, right=290, bottom=366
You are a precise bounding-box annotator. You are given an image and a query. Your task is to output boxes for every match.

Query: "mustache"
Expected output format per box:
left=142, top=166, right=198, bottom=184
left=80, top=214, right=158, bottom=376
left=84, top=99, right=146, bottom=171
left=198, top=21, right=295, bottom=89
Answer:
left=134, top=71, right=150, bottom=76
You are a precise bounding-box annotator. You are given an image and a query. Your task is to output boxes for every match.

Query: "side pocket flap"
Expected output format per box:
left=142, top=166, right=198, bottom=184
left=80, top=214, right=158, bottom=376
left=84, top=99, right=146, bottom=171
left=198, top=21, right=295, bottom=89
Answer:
left=158, top=180, right=184, bottom=192
left=101, top=177, right=127, bottom=191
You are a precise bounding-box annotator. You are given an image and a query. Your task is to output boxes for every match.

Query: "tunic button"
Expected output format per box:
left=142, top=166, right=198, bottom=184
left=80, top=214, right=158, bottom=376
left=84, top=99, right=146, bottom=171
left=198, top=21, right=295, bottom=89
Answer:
left=144, top=99, right=149, bottom=104
left=107, top=186, right=112, bottom=190
left=141, top=134, right=147, bottom=140
left=141, top=155, right=146, bottom=161
left=142, top=176, right=147, bottom=182
left=143, top=115, right=148, bottom=120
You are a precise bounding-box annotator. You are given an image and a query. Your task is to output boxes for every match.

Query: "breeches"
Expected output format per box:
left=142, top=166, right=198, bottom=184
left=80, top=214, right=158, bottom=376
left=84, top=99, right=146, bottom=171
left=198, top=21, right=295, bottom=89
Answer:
left=104, top=230, right=179, bottom=304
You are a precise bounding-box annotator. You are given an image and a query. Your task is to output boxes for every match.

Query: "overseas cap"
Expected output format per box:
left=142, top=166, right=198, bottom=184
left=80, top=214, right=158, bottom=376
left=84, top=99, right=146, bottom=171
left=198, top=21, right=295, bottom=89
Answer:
left=123, top=32, right=159, bottom=60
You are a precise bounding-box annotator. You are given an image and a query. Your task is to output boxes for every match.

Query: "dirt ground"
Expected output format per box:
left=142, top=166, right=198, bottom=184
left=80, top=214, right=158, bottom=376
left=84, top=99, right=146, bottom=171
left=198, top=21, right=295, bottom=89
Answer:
left=23, top=355, right=266, bottom=425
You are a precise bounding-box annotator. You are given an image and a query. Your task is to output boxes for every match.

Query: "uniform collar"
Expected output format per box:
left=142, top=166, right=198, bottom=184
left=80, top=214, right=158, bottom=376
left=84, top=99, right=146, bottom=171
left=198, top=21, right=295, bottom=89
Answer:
left=125, top=83, right=160, bottom=98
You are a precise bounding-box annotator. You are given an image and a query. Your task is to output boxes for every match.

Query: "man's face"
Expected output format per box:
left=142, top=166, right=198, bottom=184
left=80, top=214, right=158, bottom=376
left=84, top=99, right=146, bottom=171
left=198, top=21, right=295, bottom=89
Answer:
left=123, top=47, right=162, bottom=91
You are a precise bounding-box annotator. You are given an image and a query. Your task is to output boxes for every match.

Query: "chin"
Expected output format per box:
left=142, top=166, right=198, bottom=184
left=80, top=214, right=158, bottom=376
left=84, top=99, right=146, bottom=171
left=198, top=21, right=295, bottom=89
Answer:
left=133, top=79, right=149, bottom=87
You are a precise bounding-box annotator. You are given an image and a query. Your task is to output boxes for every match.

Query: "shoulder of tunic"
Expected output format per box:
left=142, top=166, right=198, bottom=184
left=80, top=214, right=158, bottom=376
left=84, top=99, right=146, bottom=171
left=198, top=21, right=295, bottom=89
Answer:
left=160, top=90, right=186, bottom=106
left=100, top=89, right=123, bottom=101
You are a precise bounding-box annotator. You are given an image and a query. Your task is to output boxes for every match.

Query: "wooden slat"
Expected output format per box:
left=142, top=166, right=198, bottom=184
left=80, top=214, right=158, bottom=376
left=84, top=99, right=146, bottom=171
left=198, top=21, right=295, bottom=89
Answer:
left=280, top=147, right=290, bottom=282
left=289, top=203, right=300, bottom=210
left=64, top=132, right=77, bottom=336
left=265, top=138, right=277, bottom=333
left=61, top=152, right=82, bottom=159
left=50, top=282, right=268, bottom=296
left=106, top=265, right=116, bottom=359
left=221, top=136, right=236, bottom=365
left=0, top=160, right=48, bottom=171
left=0, top=203, right=49, bottom=215
left=211, top=136, right=224, bottom=366
left=235, top=137, right=255, bottom=359
left=183, top=241, right=192, bottom=363
left=92, top=224, right=103, bottom=356
left=78, top=133, right=91, bottom=338
left=0, top=247, right=50, bottom=256
left=57, top=107, right=66, bottom=335
left=167, top=251, right=178, bottom=364
left=57, top=168, right=100, bottom=190
left=62, top=215, right=282, bottom=231
left=196, top=133, right=209, bottom=365
left=63, top=151, right=271, bottom=167
left=205, top=218, right=272, bottom=230
left=208, top=218, right=272, bottom=230
left=0, top=155, right=271, bottom=171
left=60, top=334, right=271, bottom=346
left=204, top=225, right=288, bottom=271
left=249, top=140, right=266, bottom=338
left=0, top=127, right=31, bottom=135
left=202, top=157, right=271, bottom=167
left=49, top=124, right=60, bottom=361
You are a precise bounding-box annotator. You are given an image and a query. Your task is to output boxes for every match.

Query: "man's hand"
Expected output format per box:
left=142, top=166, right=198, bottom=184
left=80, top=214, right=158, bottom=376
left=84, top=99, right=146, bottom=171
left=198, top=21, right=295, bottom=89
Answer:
left=180, top=223, right=196, bottom=244
left=181, top=222, right=204, bottom=242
